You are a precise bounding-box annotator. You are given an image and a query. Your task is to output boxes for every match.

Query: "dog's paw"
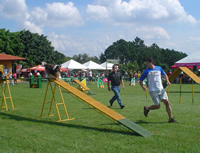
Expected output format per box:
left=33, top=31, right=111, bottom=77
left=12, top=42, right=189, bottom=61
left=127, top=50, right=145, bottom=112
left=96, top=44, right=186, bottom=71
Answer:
left=56, top=78, right=60, bottom=81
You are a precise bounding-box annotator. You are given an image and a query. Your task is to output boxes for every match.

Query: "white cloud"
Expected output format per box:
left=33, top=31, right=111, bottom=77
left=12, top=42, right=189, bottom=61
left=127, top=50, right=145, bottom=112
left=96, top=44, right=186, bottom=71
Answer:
left=47, top=24, right=171, bottom=57
left=182, top=14, right=197, bottom=25
left=86, top=5, right=109, bottom=21
left=188, top=37, right=200, bottom=43
left=48, top=32, right=89, bottom=56
left=86, top=0, right=198, bottom=25
left=0, top=0, right=27, bottom=19
left=47, top=32, right=111, bottom=57
left=28, top=7, right=47, bottom=27
left=27, top=2, right=84, bottom=28
left=135, top=26, right=170, bottom=40
left=24, top=20, right=43, bottom=34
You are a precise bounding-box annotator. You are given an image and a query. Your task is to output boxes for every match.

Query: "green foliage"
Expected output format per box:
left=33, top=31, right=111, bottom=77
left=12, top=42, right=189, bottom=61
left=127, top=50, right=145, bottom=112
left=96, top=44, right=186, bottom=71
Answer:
left=103, top=37, right=187, bottom=72
left=72, top=53, right=100, bottom=64
left=73, top=53, right=90, bottom=64
left=0, top=29, right=24, bottom=56
left=0, top=29, right=65, bottom=67
left=99, top=53, right=106, bottom=63
left=25, top=55, right=35, bottom=68
left=127, top=62, right=135, bottom=71
left=19, top=30, right=65, bottom=65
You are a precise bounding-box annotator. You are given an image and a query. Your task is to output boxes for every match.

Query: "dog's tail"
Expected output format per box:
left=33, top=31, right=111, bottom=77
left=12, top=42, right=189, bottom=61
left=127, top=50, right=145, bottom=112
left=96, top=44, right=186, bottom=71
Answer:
left=41, top=61, right=47, bottom=66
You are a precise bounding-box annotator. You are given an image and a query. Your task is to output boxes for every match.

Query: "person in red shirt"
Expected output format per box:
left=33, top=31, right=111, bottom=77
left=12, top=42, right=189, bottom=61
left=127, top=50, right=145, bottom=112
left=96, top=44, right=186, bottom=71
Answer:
left=12, top=73, right=17, bottom=84
left=167, top=71, right=172, bottom=77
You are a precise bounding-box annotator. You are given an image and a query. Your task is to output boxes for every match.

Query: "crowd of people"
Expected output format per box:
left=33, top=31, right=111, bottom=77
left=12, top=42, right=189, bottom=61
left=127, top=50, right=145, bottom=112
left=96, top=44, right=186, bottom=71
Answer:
left=68, top=71, right=105, bottom=78
left=1, top=65, right=17, bottom=85
left=173, top=71, right=200, bottom=84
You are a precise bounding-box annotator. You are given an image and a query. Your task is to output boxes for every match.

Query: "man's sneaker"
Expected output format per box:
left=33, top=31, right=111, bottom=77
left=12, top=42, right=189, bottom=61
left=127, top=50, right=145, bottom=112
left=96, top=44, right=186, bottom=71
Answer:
left=109, top=101, right=113, bottom=107
left=144, top=106, right=149, bottom=117
left=120, top=105, right=125, bottom=109
left=168, top=118, right=178, bottom=123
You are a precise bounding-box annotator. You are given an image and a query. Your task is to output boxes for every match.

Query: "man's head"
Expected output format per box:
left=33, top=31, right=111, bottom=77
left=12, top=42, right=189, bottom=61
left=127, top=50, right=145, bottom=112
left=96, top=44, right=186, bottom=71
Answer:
left=112, top=64, right=118, bottom=72
left=145, top=57, right=154, bottom=68
left=145, top=57, right=153, bottom=63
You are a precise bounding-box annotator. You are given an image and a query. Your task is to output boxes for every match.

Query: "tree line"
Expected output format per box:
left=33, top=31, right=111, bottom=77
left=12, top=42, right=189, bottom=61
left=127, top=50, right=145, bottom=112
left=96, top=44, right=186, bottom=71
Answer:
left=0, top=28, right=187, bottom=72
left=0, top=29, right=65, bottom=68
left=100, top=37, right=187, bottom=72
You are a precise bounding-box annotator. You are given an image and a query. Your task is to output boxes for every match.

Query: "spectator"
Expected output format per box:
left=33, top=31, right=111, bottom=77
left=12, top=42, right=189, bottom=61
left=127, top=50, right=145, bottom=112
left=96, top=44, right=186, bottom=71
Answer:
left=88, top=70, right=93, bottom=82
left=107, top=64, right=125, bottom=109
left=12, top=72, right=17, bottom=84
left=9, top=72, right=14, bottom=85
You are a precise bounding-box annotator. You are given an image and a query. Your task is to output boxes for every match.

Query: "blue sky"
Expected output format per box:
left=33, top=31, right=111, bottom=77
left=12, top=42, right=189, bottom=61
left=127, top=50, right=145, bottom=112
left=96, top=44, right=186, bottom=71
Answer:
left=0, top=0, right=199, bottom=57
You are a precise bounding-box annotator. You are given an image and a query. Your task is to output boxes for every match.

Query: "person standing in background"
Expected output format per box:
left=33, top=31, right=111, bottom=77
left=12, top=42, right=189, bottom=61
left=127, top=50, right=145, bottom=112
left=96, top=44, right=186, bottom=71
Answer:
left=107, top=64, right=125, bottom=109
left=12, top=72, right=17, bottom=84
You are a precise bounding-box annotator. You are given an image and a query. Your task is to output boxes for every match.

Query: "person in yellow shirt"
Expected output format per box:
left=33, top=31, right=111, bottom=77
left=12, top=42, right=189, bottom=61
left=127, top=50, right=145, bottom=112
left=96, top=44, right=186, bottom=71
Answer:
left=137, top=71, right=141, bottom=82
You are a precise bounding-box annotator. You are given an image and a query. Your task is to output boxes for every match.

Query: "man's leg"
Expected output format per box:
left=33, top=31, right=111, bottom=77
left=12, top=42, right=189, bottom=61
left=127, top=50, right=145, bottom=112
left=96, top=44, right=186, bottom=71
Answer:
left=109, top=95, right=116, bottom=105
left=144, top=91, right=160, bottom=117
left=109, top=86, right=117, bottom=105
left=144, top=104, right=160, bottom=117
left=159, top=89, right=177, bottom=122
left=162, top=99, right=177, bottom=123
left=162, top=99, right=172, bottom=119
left=147, top=105, right=160, bottom=110
left=115, top=86, right=124, bottom=108
left=111, top=86, right=124, bottom=108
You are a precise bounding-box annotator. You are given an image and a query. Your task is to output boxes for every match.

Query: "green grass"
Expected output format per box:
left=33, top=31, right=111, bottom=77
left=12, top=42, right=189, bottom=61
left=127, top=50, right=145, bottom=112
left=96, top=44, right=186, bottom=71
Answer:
left=0, top=81, right=200, bottom=152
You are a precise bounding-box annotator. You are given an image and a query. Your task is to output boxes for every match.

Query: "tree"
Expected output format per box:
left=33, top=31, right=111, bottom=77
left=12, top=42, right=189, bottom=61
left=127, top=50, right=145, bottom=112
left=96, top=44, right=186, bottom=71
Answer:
left=19, top=30, right=65, bottom=65
left=26, top=55, right=35, bottom=67
left=0, top=29, right=66, bottom=66
left=0, top=29, right=24, bottom=56
left=72, top=54, right=89, bottom=63
left=72, top=53, right=100, bottom=64
left=99, top=53, right=106, bottom=63
left=104, top=39, right=131, bottom=64
left=102, top=37, right=187, bottom=71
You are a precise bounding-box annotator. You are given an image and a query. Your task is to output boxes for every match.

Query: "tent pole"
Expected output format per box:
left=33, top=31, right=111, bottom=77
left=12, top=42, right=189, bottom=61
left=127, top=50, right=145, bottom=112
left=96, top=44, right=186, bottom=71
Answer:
left=179, top=78, right=182, bottom=103
left=192, top=80, right=194, bottom=104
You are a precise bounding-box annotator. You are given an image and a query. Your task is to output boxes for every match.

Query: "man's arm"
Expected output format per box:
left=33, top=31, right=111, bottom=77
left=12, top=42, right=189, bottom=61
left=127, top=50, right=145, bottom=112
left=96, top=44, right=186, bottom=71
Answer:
left=107, top=80, right=110, bottom=91
left=163, top=74, right=171, bottom=85
left=139, top=80, right=147, bottom=91
left=121, top=79, right=125, bottom=89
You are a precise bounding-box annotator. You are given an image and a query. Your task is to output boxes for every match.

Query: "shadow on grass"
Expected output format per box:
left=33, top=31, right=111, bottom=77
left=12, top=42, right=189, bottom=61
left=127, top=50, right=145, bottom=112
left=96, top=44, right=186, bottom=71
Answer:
left=82, top=106, right=122, bottom=110
left=135, top=120, right=167, bottom=124
left=0, top=112, right=140, bottom=136
left=107, top=106, right=123, bottom=109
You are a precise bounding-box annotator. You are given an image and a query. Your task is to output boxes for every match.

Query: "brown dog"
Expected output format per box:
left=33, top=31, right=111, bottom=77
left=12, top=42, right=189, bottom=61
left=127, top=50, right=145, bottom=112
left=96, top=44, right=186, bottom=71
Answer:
left=42, top=62, right=62, bottom=81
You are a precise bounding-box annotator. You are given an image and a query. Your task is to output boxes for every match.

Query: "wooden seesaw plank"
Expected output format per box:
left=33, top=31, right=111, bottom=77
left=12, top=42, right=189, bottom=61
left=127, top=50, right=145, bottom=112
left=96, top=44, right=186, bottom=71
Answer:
left=50, top=79, right=152, bottom=137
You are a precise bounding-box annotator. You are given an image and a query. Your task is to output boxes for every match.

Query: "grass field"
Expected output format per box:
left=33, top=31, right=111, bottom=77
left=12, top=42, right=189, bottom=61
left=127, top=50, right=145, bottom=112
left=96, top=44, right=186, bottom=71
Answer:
left=0, top=80, right=200, bottom=152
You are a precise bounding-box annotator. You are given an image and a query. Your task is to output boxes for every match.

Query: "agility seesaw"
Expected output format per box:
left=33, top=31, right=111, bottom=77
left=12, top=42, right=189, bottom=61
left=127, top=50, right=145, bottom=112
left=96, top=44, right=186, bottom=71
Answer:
left=41, top=79, right=152, bottom=137
left=0, top=79, right=14, bottom=111
left=73, top=79, right=95, bottom=95
left=0, top=77, right=152, bottom=137
left=0, top=76, right=49, bottom=110
left=163, top=67, right=200, bottom=103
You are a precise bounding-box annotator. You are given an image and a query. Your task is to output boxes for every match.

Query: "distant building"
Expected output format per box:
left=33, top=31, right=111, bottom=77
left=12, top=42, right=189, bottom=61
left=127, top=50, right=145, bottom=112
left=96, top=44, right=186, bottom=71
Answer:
left=0, top=53, right=26, bottom=75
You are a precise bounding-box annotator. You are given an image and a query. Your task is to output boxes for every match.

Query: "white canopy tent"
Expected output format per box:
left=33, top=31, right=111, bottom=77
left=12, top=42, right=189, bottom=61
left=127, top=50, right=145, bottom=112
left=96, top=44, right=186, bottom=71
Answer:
left=100, top=62, right=114, bottom=70
left=61, top=59, right=87, bottom=70
left=83, top=61, right=106, bottom=70
left=175, top=52, right=200, bottom=67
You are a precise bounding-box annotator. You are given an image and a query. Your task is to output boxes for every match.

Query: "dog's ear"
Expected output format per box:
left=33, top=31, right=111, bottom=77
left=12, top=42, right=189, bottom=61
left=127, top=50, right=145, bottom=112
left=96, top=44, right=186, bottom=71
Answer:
left=58, top=65, right=62, bottom=72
